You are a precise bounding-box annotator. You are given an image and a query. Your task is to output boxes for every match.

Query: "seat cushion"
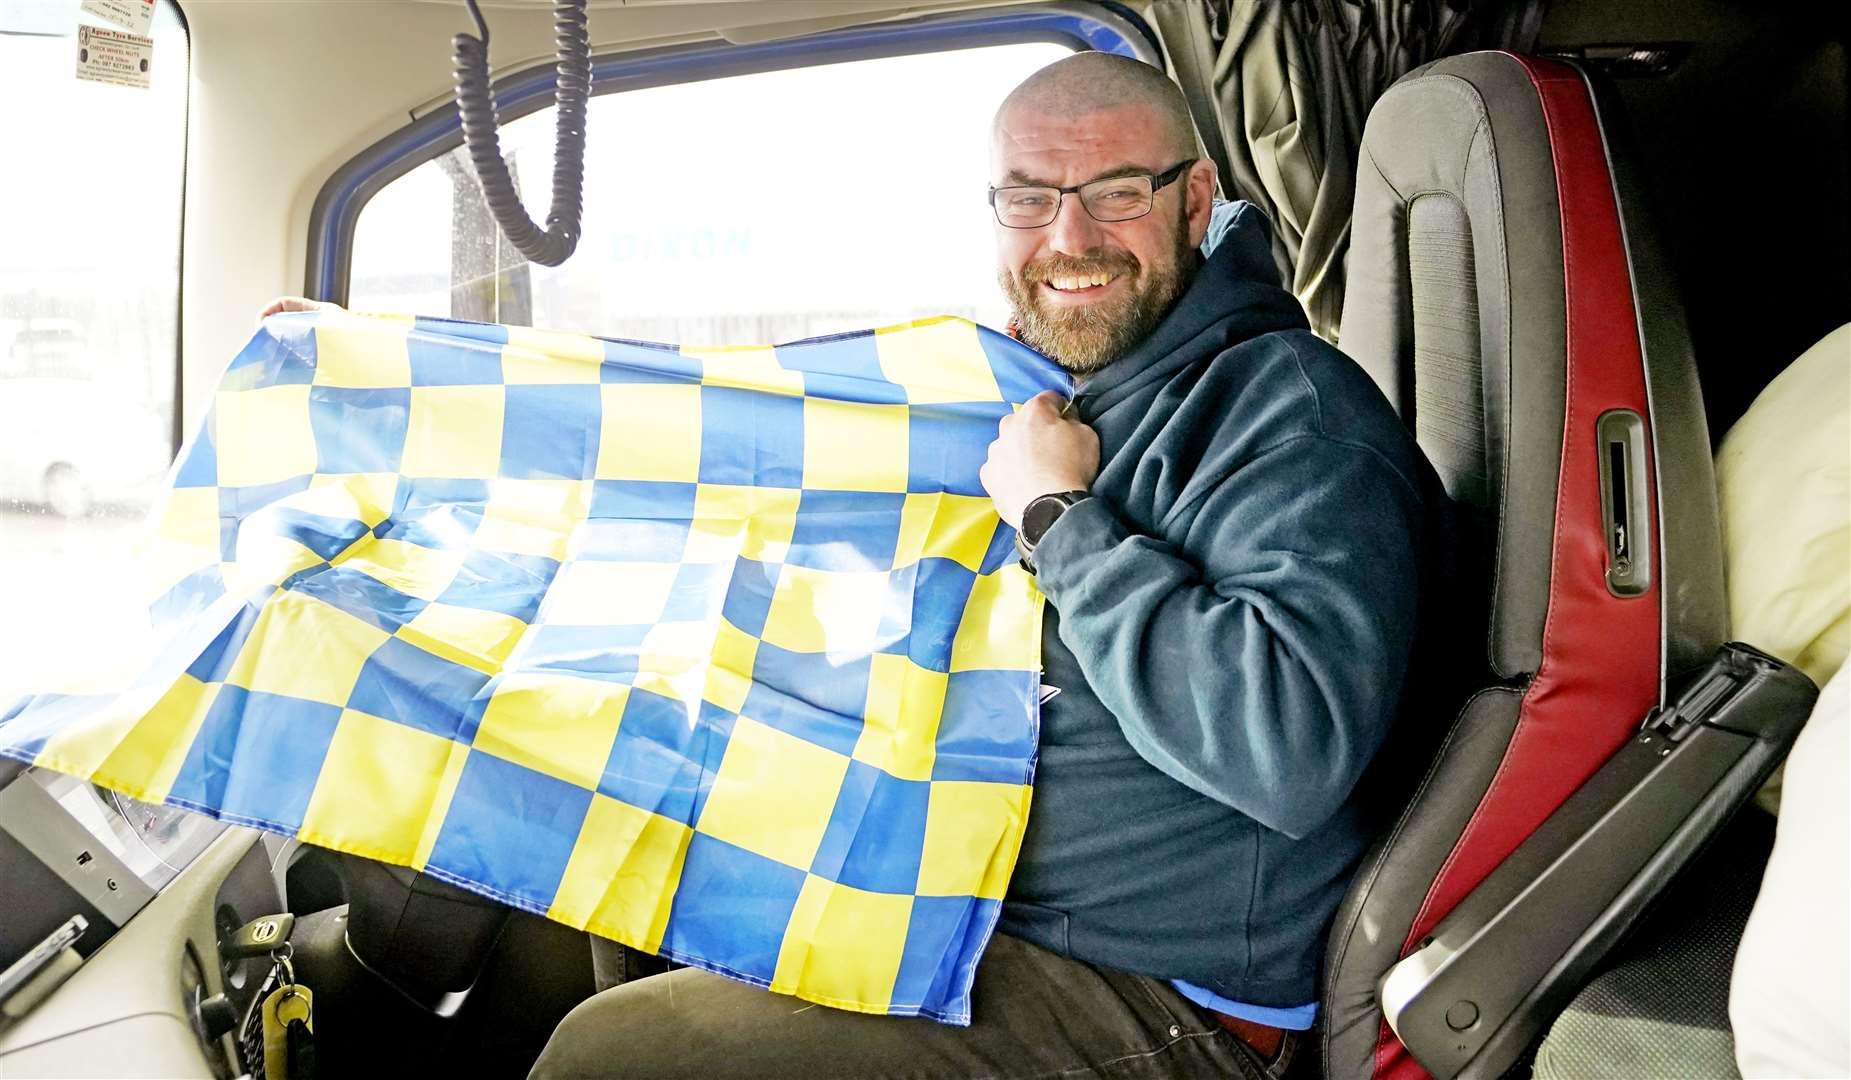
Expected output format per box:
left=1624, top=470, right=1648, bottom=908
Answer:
left=1532, top=809, right=1775, bottom=1080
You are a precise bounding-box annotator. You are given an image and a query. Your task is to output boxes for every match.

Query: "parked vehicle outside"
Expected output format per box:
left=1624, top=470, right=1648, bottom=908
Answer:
left=0, top=319, right=170, bottom=518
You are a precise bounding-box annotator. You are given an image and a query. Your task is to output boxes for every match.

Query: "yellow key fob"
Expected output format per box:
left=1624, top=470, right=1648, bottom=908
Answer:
left=261, top=982, right=313, bottom=1079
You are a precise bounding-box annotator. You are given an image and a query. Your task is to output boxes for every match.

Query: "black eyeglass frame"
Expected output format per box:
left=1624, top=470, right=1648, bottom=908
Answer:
left=988, top=159, right=1197, bottom=229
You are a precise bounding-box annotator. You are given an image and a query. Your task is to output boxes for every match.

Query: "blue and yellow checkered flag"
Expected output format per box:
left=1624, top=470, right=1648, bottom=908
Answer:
left=0, top=311, right=1069, bottom=1024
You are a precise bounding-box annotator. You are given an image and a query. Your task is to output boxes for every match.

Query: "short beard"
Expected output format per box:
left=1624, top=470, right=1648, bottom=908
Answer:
left=1000, top=209, right=1195, bottom=375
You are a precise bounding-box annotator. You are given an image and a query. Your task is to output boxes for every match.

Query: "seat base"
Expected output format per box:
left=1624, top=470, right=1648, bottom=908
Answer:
left=1533, top=809, right=1773, bottom=1080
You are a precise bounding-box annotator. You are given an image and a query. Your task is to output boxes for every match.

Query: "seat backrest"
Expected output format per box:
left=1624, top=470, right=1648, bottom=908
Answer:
left=1321, top=51, right=1729, bottom=1080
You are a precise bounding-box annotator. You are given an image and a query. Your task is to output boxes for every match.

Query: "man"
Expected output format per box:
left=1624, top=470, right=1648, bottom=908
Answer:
left=529, top=52, right=1448, bottom=1079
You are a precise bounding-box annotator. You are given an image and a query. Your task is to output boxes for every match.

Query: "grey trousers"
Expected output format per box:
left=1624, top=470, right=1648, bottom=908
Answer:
left=529, top=933, right=1301, bottom=1079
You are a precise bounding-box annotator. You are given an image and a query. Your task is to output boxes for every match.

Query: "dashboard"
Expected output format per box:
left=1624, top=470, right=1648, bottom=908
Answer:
left=0, top=765, right=281, bottom=1078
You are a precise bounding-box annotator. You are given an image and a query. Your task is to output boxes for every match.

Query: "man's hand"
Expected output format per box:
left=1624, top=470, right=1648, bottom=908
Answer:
left=980, top=391, right=1100, bottom=529
left=255, top=296, right=341, bottom=327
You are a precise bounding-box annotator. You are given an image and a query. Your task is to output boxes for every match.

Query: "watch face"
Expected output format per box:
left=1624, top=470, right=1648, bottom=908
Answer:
left=1022, top=495, right=1067, bottom=545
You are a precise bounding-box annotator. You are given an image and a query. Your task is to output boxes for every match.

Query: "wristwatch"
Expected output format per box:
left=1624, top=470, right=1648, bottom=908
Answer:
left=1015, top=490, right=1091, bottom=574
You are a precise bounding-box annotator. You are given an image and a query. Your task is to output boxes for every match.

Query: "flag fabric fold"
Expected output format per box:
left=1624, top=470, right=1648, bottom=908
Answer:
left=0, top=311, right=1068, bottom=1024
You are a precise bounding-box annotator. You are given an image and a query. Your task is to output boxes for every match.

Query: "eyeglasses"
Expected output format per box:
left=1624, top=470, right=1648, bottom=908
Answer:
left=988, top=160, right=1195, bottom=229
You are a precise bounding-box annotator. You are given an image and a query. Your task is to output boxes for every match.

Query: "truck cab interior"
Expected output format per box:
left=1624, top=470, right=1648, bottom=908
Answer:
left=1, top=1, right=1845, bottom=1078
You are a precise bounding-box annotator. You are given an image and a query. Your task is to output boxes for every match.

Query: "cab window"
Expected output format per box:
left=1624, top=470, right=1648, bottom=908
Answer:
left=348, top=42, right=1072, bottom=342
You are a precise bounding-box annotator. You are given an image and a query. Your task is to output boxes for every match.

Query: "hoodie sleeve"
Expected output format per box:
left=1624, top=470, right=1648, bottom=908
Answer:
left=1030, top=432, right=1425, bottom=839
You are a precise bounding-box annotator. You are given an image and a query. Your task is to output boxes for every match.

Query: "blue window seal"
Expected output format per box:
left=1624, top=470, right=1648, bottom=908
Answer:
left=305, top=2, right=1158, bottom=302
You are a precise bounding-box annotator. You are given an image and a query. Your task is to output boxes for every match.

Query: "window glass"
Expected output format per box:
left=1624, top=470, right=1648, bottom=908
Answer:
left=0, top=1, right=187, bottom=700
left=350, top=42, right=1072, bottom=341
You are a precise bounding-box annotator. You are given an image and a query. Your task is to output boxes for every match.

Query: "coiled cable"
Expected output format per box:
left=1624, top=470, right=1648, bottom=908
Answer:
left=452, top=0, right=590, bottom=267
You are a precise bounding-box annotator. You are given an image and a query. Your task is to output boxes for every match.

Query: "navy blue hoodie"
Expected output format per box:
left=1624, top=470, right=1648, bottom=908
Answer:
left=996, top=202, right=1448, bottom=1007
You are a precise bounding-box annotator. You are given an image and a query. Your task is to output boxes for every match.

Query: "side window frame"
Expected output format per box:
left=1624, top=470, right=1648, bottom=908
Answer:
left=307, top=2, right=1158, bottom=304
left=168, top=0, right=192, bottom=458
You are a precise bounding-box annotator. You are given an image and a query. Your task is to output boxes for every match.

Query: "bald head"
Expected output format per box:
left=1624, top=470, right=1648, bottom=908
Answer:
left=993, top=52, right=1197, bottom=163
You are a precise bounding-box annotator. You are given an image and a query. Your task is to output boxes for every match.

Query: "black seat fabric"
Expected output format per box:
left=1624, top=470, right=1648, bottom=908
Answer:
left=1321, top=51, right=1727, bottom=1080
left=338, top=852, right=511, bottom=996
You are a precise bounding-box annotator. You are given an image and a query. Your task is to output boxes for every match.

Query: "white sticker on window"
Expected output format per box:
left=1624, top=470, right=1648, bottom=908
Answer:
left=80, top=0, right=156, bottom=36
left=75, top=25, right=152, bottom=89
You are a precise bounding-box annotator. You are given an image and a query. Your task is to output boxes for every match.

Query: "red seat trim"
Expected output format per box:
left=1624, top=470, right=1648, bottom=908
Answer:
left=1372, top=54, right=1665, bottom=1080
